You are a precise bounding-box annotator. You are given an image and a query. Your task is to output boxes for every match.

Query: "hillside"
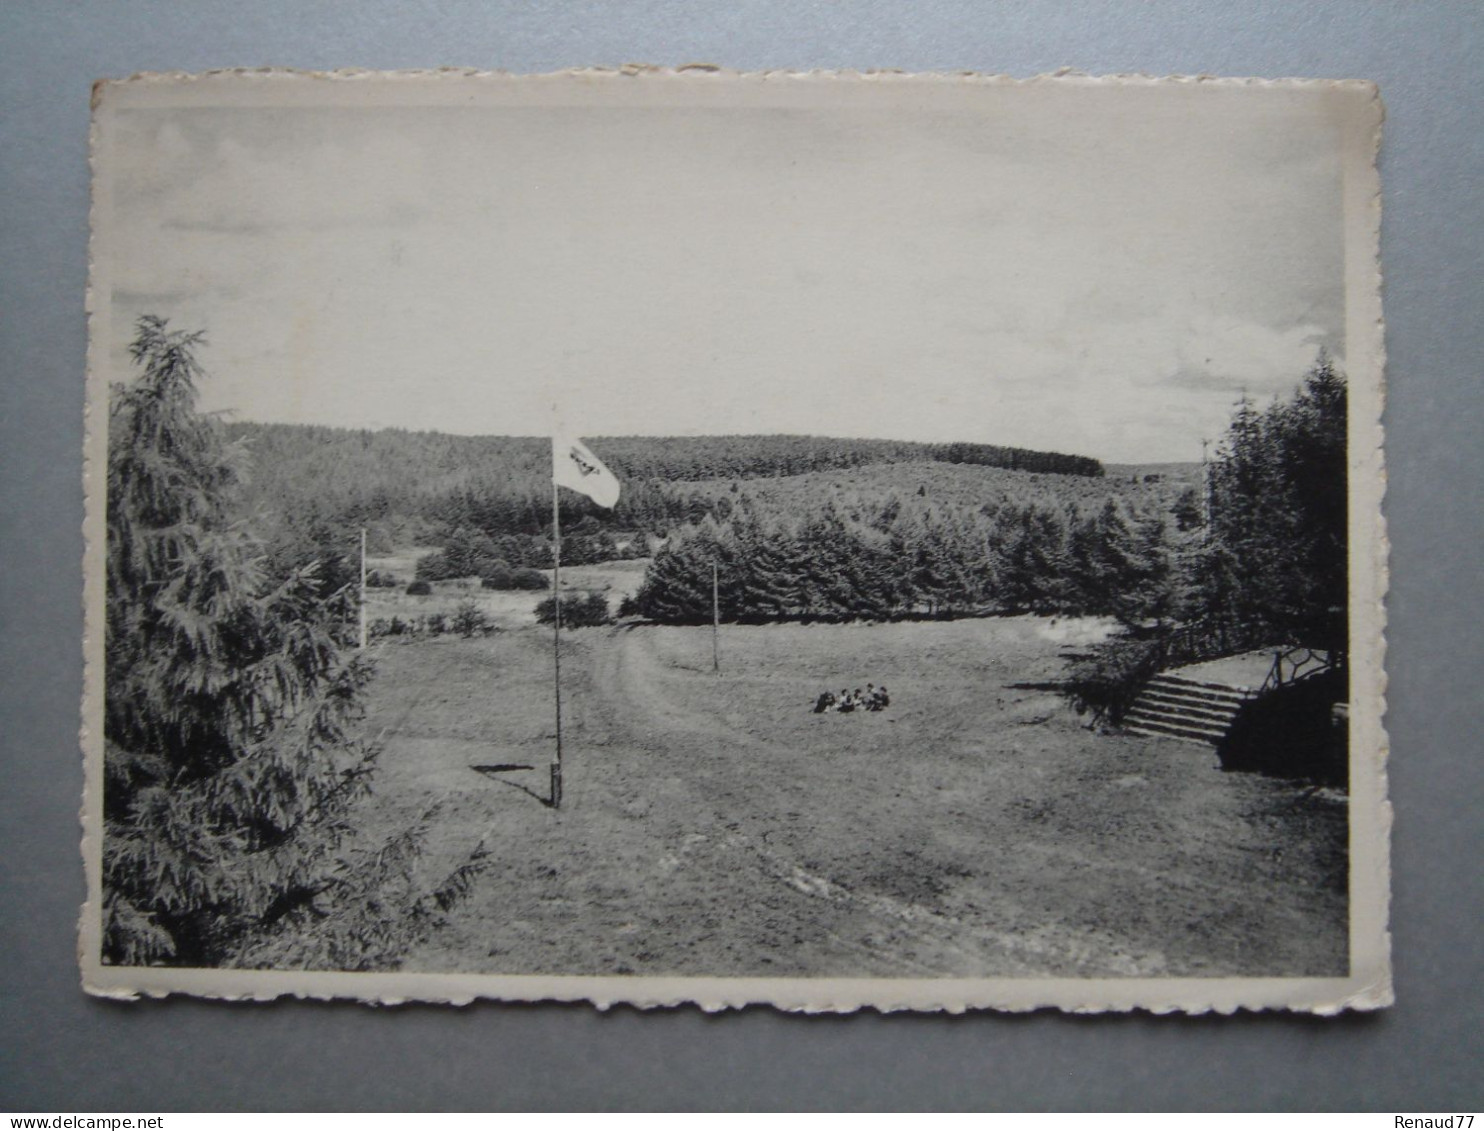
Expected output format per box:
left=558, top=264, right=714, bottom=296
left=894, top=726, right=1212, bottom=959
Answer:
left=1103, top=462, right=1203, bottom=487
left=674, top=459, right=1181, bottom=520
left=219, top=422, right=1201, bottom=628
left=634, top=459, right=1195, bottom=624
left=224, top=422, right=1104, bottom=542
left=227, top=424, right=1104, bottom=490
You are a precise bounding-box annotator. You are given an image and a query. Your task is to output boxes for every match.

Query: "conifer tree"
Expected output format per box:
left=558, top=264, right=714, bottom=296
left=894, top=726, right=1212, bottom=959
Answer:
left=733, top=513, right=797, bottom=621
left=1202, top=354, right=1347, bottom=649
left=104, top=317, right=471, bottom=969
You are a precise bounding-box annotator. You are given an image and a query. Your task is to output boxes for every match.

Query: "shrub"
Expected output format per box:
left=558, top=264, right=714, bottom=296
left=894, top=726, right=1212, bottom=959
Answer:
left=365, top=569, right=399, bottom=588
left=1064, top=636, right=1163, bottom=726
left=535, top=591, right=611, bottom=629
left=426, top=612, right=447, bottom=635
left=451, top=598, right=491, bottom=638
left=414, top=552, right=454, bottom=581
left=363, top=524, right=395, bottom=555
left=481, top=566, right=548, bottom=591
left=406, top=579, right=432, bottom=596
left=441, top=527, right=501, bottom=577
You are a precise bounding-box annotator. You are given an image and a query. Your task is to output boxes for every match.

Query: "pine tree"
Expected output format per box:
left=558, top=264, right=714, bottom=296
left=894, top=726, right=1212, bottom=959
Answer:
left=1202, top=355, right=1348, bottom=649
left=104, top=317, right=474, bottom=969
left=1071, top=499, right=1175, bottom=626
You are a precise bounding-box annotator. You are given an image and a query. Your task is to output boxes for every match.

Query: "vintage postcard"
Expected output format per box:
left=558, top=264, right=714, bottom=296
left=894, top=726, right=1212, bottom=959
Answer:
left=81, top=68, right=1389, bottom=1012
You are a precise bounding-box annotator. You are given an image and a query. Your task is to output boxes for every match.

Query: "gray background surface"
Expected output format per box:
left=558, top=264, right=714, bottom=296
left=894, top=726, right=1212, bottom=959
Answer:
left=2, top=0, right=1479, bottom=1112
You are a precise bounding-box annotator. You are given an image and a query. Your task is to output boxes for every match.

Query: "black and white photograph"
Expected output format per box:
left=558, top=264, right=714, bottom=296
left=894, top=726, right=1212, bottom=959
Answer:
left=81, top=69, right=1388, bottom=1011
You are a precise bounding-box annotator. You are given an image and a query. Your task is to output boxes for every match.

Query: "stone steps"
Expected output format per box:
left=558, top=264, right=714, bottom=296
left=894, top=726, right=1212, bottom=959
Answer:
left=1124, top=672, right=1251, bottom=747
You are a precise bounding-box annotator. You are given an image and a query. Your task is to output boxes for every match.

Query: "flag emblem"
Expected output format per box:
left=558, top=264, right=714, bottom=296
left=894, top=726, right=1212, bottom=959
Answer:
left=552, top=435, right=621, bottom=508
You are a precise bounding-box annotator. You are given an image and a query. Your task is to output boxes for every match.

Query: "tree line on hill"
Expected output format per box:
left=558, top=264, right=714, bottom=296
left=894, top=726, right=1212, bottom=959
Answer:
left=224, top=423, right=1103, bottom=583
left=636, top=354, right=1348, bottom=659
left=633, top=493, right=1180, bottom=625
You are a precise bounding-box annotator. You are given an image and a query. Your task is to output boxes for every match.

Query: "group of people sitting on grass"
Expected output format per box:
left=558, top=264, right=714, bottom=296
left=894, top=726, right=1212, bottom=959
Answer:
left=812, top=684, right=890, bottom=714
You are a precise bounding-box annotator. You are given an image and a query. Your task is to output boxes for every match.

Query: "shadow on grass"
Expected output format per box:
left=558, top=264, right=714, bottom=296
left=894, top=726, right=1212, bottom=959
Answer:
left=471, top=763, right=552, bottom=808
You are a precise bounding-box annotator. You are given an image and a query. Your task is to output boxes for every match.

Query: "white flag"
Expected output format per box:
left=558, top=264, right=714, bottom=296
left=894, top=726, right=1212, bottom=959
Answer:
left=552, top=435, right=621, bottom=509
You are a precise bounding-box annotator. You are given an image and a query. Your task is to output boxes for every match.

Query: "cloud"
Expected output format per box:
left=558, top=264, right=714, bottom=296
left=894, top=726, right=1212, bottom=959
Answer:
left=105, top=99, right=1351, bottom=465
left=120, top=118, right=429, bottom=236
left=1162, top=315, right=1335, bottom=397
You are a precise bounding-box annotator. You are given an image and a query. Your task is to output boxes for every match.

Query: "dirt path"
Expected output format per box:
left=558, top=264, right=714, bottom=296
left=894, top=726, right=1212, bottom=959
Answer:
left=582, top=624, right=1052, bottom=976
left=368, top=618, right=1348, bottom=979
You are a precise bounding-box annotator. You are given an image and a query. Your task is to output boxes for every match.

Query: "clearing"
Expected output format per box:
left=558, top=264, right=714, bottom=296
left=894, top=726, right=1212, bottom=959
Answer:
left=362, top=557, right=649, bottom=629
left=358, top=616, right=1348, bottom=979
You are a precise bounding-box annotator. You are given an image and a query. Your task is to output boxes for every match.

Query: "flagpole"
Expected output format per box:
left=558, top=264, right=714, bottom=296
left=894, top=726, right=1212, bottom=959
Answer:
left=549, top=431, right=619, bottom=811
left=712, top=559, right=720, bottom=674
left=551, top=478, right=564, bottom=809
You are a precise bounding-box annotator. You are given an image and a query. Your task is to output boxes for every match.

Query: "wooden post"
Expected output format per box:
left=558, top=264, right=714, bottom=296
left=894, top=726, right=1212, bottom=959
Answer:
left=1200, top=439, right=1213, bottom=544
left=551, top=480, right=563, bottom=809
left=712, top=560, right=720, bottom=674
left=358, top=527, right=368, bottom=650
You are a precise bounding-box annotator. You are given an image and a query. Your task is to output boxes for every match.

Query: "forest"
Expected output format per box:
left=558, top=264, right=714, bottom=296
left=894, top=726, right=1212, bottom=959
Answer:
left=1065, top=355, right=1349, bottom=736
left=1199, top=356, right=1348, bottom=653
left=220, top=363, right=1340, bottom=650
left=635, top=356, right=1346, bottom=643
left=224, top=424, right=1105, bottom=586
left=632, top=476, right=1191, bottom=625
left=217, top=400, right=1215, bottom=632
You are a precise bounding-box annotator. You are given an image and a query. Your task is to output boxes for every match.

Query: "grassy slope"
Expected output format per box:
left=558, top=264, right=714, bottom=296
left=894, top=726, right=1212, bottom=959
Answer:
left=359, top=617, right=1347, bottom=979
left=674, top=459, right=1181, bottom=517
left=1103, top=461, right=1204, bottom=485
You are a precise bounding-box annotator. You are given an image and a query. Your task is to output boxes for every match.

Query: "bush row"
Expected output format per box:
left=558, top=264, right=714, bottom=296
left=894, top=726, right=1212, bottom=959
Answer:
left=369, top=599, right=495, bottom=639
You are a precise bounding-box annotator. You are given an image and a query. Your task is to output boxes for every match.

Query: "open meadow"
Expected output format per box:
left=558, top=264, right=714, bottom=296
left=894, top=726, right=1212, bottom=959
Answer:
left=358, top=615, right=1349, bottom=979
left=363, top=557, right=649, bottom=629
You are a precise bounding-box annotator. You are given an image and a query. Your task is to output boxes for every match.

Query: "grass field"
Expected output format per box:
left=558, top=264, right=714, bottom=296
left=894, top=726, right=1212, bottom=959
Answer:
left=358, top=615, right=1348, bottom=979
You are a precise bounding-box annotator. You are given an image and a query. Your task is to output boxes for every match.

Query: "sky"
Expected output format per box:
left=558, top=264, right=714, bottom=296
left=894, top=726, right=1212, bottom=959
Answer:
left=105, top=81, right=1350, bottom=463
